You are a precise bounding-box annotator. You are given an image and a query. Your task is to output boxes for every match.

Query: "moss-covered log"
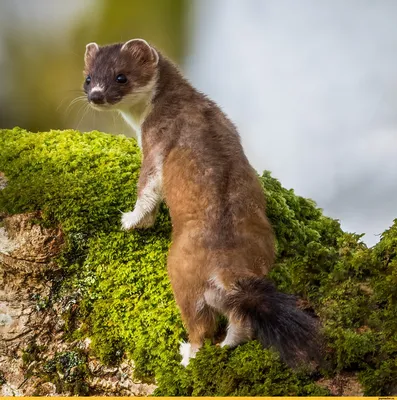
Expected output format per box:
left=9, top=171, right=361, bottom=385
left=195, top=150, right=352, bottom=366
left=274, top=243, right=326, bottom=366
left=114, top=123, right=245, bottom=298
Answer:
left=0, top=128, right=396, bottom=395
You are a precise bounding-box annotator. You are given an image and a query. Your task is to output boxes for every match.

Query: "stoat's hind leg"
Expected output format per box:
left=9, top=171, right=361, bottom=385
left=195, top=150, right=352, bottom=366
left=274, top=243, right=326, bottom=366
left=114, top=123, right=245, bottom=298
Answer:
left=179, top=342, right=198, bottom=367
left=203, top=276, right=253, bottom=348
left=220, top=317, right=252, bottom=348
left=179, top=301, right=217, bottom=367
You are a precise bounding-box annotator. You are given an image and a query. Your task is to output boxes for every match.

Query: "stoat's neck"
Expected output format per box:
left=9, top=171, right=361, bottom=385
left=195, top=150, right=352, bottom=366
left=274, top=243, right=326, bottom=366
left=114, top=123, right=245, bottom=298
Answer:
left=118, top=54, right=192, bottom=149
left=119, top=101, right=153, bottom=149
left=118, top=76, right=157, bottom=149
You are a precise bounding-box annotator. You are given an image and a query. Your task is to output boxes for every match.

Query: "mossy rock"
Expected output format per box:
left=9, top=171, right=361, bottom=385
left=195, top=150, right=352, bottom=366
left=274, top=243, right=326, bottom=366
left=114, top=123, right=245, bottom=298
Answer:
left=0, top=128, right=396, bottom=395
left=41, top=350, right=90, bottom=395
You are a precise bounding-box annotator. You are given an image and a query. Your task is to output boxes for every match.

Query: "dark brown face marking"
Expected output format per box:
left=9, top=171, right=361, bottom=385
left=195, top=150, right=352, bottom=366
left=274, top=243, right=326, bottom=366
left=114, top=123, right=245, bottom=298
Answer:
left=83, top=40, right=158, bottom=106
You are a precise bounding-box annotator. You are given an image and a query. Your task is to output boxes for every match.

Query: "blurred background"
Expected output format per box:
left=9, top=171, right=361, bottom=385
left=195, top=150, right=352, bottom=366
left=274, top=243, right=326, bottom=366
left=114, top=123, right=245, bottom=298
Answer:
left=0, top=0, right=396, bottom=246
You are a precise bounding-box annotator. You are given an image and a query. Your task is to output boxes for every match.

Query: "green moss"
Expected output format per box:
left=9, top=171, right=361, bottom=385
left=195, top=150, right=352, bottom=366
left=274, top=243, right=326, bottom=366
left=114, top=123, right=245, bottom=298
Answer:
left=31, top=293, right=50, bottom=311
left=155, top=341, right=329, bottom=396
left=42, top=350, right=90, bottom=395
left=0, top=370, right=5, bottom=387
left=22, top=342, right=46, bottom=367
left=0, top=127, right=396, bottom=395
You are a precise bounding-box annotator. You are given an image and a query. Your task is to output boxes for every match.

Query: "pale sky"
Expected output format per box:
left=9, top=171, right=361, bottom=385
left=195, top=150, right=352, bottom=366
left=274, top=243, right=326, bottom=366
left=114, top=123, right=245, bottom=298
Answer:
left=187, top=0, right=397, bottom=246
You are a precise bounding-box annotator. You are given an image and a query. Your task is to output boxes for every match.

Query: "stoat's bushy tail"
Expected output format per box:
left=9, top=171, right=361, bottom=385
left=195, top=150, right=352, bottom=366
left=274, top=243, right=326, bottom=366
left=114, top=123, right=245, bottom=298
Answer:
left=224, top=277, right=321, bottom=366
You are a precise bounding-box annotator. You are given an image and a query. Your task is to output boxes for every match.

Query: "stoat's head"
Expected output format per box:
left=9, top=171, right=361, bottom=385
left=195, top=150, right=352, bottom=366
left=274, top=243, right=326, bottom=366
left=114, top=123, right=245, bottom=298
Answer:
left=83, top=39, right=159, bottom=110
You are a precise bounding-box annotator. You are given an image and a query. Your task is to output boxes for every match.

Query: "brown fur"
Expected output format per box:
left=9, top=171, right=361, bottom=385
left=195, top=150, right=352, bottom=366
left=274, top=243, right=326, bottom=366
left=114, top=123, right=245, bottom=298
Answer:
left=84, top=40, right=319, bottom=366
left=145, top=55, right=274, bottom=346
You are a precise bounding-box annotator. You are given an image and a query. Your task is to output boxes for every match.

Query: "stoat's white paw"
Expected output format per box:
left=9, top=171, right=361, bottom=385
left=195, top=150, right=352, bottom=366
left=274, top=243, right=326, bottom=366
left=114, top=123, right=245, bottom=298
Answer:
left=140, top=211, right=157, bottom=228
left=121, top=211, right=141, bottom=230
left=179, top=342, right=198, bottom=367
left=121, top=210, right=156, bottom=230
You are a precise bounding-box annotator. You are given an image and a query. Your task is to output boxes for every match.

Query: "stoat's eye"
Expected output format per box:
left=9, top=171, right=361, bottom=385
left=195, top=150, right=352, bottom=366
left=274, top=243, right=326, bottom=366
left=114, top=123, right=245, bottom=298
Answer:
left=85, top=76, right=91, bottom=84
left=116, top=74, right=127, bottom=84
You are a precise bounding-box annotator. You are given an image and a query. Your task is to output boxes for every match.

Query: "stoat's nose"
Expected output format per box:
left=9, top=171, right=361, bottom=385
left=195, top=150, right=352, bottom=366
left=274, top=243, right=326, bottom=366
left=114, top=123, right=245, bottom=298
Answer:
left=89, top=91, right=105, bottom=105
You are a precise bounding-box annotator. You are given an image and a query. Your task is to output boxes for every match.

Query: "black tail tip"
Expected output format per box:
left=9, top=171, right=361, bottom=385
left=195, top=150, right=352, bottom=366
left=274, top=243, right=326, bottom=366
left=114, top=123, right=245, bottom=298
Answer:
left=230, top=277, right=324, bottom=368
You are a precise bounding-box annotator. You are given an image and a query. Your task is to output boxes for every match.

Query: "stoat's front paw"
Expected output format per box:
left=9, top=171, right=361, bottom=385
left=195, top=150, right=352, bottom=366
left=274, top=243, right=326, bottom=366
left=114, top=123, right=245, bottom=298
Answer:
left=121, top=211, right=142, bottom=230
left=139, top=211, right=157, bottom=228
left=121, top=210, right=156, bottom=230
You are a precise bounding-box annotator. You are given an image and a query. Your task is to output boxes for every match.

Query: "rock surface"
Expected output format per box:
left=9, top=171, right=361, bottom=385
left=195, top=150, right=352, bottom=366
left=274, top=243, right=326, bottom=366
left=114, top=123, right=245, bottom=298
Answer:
left=0, top=210, right=155, bottom=396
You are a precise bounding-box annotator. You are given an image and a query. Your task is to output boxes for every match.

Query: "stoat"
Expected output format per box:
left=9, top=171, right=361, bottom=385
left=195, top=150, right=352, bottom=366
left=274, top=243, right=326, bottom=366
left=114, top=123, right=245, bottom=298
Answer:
left=83, top=39, right=319, bottom=367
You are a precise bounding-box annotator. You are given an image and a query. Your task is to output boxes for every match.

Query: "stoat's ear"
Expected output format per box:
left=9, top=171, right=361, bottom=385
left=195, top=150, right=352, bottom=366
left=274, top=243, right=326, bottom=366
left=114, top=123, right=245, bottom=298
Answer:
left=85, top=42, right=99, bottom=64
left=121, top=38, right=159, bottom=65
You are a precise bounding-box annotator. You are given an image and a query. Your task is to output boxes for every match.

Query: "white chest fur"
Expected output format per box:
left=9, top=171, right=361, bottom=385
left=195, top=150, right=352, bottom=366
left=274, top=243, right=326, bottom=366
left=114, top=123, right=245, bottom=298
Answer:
left=117, top=78, right=156, bottom=149
left=119, top=110, right=143, bottom=148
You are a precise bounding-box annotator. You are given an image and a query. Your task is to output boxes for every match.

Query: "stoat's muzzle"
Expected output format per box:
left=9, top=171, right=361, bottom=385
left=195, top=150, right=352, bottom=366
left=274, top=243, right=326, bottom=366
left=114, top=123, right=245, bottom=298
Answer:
left=88, top=90, right=105, bottom=105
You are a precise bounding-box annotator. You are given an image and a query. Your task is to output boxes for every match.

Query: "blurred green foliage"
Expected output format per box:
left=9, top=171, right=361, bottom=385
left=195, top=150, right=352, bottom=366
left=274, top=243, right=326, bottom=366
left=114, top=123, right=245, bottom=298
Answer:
left=0, top=128, right=396, bottom=395
left=0, top=0, right=187, bottom=132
